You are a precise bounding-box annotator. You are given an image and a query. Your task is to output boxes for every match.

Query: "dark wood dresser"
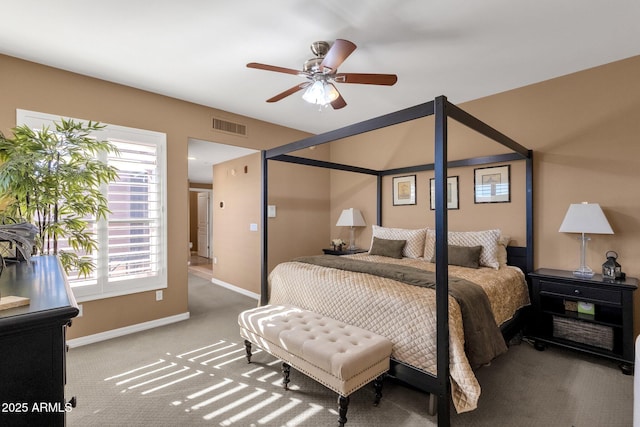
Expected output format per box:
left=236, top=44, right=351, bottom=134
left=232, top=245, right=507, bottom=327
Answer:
left=0, top=256, right=79, bottom=426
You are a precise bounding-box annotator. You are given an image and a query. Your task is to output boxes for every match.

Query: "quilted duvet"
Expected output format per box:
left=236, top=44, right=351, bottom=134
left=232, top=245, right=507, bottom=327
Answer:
left=267, top=253, right=530, bottom=413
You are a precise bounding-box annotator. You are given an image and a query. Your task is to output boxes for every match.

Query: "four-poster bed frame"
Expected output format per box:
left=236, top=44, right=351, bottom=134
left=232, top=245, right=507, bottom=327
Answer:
left=260, top=95, right=533, bottom=426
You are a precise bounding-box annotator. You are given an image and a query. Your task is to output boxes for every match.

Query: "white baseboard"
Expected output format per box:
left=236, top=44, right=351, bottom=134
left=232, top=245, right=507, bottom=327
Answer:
left=67, top=312, right=190, bottom=348
left=211, top=277, right=260, bottom=300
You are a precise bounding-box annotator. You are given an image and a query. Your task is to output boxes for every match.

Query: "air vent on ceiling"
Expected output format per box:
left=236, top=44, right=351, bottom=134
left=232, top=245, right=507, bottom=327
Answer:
left=212, top=117, right=247, bottom=136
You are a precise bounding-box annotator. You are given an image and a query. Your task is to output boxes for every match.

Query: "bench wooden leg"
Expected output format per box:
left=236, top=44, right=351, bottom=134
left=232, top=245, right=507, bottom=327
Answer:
left=338, top=395, right=349, bottom=427
left=243, top=340, right=252, bottom=363
left=373, top=374, right=385, bottom=406
left=282, top=362, right=291, bottom=390
left=427, top=393, right=437, bottom=416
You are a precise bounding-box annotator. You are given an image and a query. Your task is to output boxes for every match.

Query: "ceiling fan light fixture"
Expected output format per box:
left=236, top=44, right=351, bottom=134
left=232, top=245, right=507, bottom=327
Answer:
left=302, top=80, right=339, bottom=106
left=248, top=39, right=397, bottom=109
left=324, top=82, right=340, bottom=102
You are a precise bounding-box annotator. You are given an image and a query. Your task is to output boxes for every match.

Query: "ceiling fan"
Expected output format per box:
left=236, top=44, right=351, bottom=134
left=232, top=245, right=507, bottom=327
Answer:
left=247, top=39, right=398, bottom=109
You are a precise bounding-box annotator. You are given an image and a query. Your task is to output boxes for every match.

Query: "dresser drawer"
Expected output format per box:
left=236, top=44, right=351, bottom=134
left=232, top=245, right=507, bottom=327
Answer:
left=538, top=280, right=621, bottom=305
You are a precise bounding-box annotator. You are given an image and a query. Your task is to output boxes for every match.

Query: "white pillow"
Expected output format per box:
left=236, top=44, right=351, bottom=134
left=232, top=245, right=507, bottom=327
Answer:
left=424, top=229, right=501, bottom=269
left=371, top=225, right=427, bottom=259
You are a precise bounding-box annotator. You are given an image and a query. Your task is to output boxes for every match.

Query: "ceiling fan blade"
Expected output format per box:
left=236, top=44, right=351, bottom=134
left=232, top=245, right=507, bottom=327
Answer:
left=334, top=73, right=398, bottom=86
left=320, top=39, right=357, bottom=72
left=266, top=83, right=310, bottom=103
left=331, top=93, right=347, bottom=110
left=247, top=62, right=303, bottom=76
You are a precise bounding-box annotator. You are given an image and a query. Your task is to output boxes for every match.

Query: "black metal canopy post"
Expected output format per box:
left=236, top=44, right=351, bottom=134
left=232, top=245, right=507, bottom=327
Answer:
left=260, top=150, right=269, bottom=306
left=434, top=96, right=451, bottom=426
left=526, top=152, right=534, bottom=274
left=376, top=174, right=383, bottom=226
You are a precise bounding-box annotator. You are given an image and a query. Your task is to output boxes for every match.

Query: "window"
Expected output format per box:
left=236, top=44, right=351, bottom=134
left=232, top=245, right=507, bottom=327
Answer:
left=17, top=109, right=167, bottom=302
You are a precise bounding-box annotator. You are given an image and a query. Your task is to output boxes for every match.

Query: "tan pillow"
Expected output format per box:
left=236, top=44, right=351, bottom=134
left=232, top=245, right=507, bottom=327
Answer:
left=424, top=229, right=501, bottom=269
left=497, top=235, right=511, bottom=266
left=369, top=237, right=406, bottom=259
left=431, top=245, right=483, bottom=269
left=371, top=225, right=427, bottom=259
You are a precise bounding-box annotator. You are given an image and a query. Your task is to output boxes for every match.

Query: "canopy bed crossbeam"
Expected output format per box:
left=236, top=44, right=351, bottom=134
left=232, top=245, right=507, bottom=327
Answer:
left=265, top=102, right=435, bottom=159
left=269, top=154, right=379, bottom=176
left=446, top=102, right=529, bottom=158
left=261, top=95, right=533, bottom=427
left=381, top=152, right=527, bottom=176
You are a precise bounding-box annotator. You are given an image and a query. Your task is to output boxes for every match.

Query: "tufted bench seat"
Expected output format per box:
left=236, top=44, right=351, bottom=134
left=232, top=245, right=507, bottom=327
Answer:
left=238, top=304, right=393, bottom=426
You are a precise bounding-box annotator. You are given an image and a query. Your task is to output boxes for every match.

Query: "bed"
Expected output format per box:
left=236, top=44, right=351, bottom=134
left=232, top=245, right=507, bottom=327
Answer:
left=267, top=229, right=530, bottom=413
left=260, top=96, right=534, bottom=426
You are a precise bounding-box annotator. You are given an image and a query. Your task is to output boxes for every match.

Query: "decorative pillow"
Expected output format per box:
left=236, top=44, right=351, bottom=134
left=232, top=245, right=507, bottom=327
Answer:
left=424, top=229, right=501, bottom=269
left=497, top=235, right=511, bottom=266
left=371, top=225, right=427, bottom=259
left=369, top=237, right=406, bottom=259
left=430, top=245, right=483, bottom=269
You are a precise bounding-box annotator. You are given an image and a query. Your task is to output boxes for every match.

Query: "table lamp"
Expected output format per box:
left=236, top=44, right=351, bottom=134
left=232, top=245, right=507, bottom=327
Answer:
left=559, top=202, right=613, bottom=278
left=336, top=208, right=366, bottom=250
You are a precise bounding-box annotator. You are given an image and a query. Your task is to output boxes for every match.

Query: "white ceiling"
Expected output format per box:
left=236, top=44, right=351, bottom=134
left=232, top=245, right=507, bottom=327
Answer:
left=188, top=138, right=257, bottom=184
left=2, top=1, right=639, bottom=182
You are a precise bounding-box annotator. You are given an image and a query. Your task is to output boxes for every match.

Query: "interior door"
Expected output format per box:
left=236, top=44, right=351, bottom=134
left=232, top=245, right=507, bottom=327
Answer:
left=197, top=192, right=210, bottom=258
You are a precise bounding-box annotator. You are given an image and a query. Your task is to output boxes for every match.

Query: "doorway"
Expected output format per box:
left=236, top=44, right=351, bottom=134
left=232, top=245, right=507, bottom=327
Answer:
left=187, top=138, right=258, bottom=279
left=189, top=187, right=213, bottom=278
left=196, top=192, right=210, bottom=258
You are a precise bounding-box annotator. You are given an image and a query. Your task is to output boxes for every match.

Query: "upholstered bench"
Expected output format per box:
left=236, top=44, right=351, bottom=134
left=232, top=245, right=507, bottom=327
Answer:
left=238, top=304, right=393, bottom=426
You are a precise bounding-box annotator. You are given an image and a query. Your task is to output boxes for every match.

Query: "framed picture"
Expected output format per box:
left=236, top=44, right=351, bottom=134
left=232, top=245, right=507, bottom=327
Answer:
left=392, top=175, right=416, bottom=205
left=474, top=165, right=510, bottom=203
left=429, top=176, right=459, bottom=210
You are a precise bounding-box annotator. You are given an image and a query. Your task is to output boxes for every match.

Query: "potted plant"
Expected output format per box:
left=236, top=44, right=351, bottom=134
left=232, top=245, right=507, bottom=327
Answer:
left=0, top=118, right=119, bottom=276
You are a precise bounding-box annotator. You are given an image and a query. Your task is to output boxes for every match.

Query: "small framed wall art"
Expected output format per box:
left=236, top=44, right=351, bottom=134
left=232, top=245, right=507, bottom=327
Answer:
left=392, top=175, right=416, bottom=206
left=474, top=165, right=510, bottom=203
left=429, top=176, right=459, bottom=210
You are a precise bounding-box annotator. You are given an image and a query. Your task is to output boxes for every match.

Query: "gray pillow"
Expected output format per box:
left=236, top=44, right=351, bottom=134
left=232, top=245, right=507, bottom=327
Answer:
left=431, top=245, right=483, bottom=268
left=369, top=237, right=406, bottom=259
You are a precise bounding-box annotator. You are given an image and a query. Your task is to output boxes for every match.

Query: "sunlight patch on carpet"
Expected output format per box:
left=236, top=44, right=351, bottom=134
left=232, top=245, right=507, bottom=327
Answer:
left=101, top=339, right=341, bottom=425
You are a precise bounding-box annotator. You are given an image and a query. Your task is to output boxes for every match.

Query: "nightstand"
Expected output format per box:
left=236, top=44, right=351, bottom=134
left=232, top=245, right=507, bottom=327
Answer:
left=322, top=248, right=368, bottom=256
left=528, top=268, right=637, bottom=374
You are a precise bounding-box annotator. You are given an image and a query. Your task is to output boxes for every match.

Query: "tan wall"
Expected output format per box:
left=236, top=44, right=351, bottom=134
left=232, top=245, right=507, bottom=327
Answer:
left=327, top=55, right=640, bottom=335
left=266, top=148, right=332, bottom=271
left=462, top=56, right=640, bottom=334
left=257, top=48, right=633, bottom=340
left=328, top=122, right=526, bottom=249
left=0, top=54, right=310, bottom=339
left=211, top=154, right=262, bottom=292
left=4, top=52, right=640, bottom=338
left=211, top=146, right=331, bottom=294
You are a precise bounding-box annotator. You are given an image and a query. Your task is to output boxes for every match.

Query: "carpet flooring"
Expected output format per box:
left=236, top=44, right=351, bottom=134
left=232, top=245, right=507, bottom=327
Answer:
left=65, top=274, right=634, bottom=426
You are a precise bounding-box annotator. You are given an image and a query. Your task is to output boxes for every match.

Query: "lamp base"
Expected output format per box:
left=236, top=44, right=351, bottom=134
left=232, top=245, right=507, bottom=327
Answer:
left=573, top=266, right=594, bottom=278
left=347, top=227, right=357, bottom=251
left=573, top=233, right=594, bottom=278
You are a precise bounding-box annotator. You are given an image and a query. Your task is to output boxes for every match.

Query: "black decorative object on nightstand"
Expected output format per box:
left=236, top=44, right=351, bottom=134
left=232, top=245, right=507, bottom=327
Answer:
left=528, top=268, right=637, bottom=374
left=322, top=248, right=368, bottom=256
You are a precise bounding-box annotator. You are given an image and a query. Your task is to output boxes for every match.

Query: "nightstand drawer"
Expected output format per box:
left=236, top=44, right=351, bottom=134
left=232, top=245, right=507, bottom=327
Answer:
left=539, top=280, right=621, bottom=305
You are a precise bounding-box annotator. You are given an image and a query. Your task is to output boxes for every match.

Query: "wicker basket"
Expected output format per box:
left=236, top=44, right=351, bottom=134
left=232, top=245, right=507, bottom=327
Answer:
left=552, top=316, right=613, bottom=351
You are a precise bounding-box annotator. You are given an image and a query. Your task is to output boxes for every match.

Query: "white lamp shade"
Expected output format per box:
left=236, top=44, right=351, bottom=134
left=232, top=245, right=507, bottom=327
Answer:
left=559, top=202, right=613, bottom=234
left=336, top=208, right=366, bottom=227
